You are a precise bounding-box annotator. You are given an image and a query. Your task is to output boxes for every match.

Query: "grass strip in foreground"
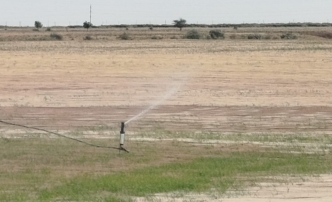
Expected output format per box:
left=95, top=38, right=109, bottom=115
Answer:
left=38, top=151, right=332, bottom=201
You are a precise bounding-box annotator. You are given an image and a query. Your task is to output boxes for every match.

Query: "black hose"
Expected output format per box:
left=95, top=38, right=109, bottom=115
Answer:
left=0, top=120, right=129, bottom=152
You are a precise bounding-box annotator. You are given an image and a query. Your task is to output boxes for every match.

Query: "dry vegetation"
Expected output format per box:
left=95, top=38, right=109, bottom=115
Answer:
left=1, top=26, right=332, bottom=201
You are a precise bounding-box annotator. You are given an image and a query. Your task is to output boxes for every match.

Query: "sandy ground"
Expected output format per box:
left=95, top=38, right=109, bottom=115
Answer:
left=1, top=38, right=332, bottom=201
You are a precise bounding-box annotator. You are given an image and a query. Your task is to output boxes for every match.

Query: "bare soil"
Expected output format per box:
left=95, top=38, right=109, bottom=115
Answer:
left=1, top=39, right=332, bottom=134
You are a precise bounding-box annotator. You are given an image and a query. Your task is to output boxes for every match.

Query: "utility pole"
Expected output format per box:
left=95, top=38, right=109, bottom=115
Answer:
left=90, top=5, right=92, bottom=24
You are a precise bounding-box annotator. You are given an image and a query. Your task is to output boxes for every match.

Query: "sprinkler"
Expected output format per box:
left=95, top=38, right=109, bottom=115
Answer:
left=119, top=122, right=129, bottom=153
left=120, top=122, right=125, bottom=147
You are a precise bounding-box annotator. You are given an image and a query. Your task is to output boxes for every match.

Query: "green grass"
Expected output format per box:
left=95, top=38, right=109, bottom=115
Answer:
left=1, top=137, right=332, bottom=201
left=38, top=152, right=332, bottom=201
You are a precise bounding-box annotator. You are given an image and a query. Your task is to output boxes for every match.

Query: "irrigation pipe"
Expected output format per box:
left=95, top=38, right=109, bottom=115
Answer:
left=0, top=120, right=128, bottom=153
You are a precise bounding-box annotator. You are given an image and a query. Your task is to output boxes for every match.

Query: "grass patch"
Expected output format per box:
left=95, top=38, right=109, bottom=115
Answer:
left=1, top=136, right=332, bottom=201
left=38, top=152, right=332, bottom=201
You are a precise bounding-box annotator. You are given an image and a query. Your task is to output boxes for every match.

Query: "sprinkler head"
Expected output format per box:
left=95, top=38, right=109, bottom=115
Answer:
left=120, top=122, right=125, bottom=134
left=120, top=122, right=125, bottom=147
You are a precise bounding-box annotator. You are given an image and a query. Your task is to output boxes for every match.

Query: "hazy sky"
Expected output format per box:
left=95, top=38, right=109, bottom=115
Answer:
left=1, top=0, right=331, bottom=26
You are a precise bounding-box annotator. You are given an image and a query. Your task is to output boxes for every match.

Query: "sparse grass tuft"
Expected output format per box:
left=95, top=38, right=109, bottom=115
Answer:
left=50, top=33, right=63, bottom=40
left=119, top=32, right=130, bottom=40
left=247, top=34, right=263, bottom=40
left=84, top=35, right=93, bottom=40
left=281, top=32, right=297, bottom=39
left=151, top=35, right=163, bottom=40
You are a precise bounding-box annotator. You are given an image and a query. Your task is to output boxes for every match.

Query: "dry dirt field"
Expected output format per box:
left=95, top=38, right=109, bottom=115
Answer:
left=1, top=27, right=332, bottom=201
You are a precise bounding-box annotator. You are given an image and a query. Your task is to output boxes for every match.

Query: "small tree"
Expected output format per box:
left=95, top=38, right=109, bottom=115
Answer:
left=35, top=21, right=43, bottom=30
left=83, top=21, right=92, bottom=31
left=173, top=18, right=186, bottom=31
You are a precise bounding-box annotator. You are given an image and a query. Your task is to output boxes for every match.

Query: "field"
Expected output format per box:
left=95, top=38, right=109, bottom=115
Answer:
left=1, top=26, right=332, bottom=201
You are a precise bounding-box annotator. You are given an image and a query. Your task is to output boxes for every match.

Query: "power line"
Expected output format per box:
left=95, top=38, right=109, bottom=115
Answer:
left=0, top=120, right=128, bottom=153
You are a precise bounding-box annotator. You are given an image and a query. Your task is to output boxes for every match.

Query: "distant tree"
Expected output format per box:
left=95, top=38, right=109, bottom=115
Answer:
left=35, top=21, right=43, bottom=30
left=83, top=21, right=92, bottom=31
left=173, top=18, right=186, bottom=31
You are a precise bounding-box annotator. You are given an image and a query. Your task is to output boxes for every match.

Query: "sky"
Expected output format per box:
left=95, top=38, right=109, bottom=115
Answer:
left=1, top=0, right=331, bottom=26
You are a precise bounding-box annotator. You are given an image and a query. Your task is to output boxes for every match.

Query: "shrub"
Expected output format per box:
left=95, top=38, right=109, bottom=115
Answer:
left=46, top=27, right=51, bottom=32
left=209, top=29, right=225, bottom=39
left=32, top=28, right=39, bottom=32
left=184, top=30, right=201, bottom=39
left=281, top=32, right=297, bottom=39
left=149, top=26, right=153, bottom=31
left=84, top=35, right=93, bottom=40
left=119, top=32, right=130, bottom=40
left=234, top=26, right=238, bottom=30
left=50, top=33, right=63, bottom=40
left=247, top=34, right=262, bottom=40
left=170, top=36, right=178, bottom=39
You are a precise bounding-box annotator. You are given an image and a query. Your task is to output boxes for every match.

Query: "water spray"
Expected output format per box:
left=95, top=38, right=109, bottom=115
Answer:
left=125, top=81, right=184, bottom=125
